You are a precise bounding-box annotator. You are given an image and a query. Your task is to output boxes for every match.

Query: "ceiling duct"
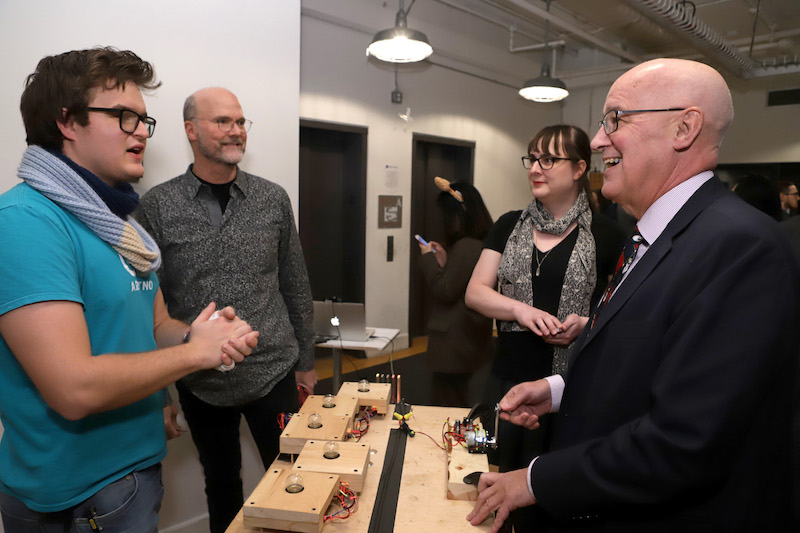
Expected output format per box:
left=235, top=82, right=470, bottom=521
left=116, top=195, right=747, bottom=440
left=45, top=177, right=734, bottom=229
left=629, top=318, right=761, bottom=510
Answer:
left=619, top=0, right=756, bottom=77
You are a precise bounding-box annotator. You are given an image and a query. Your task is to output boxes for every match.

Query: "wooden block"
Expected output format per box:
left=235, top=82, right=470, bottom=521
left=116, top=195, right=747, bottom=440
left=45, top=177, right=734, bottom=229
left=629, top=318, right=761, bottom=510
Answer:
left=243, top=468, right=339, bottom=533
left=293, top=440, right=370, bottom=492
left=337, top=381, right=391, bottom=414
left=447, top=445, right=489, bottom=501
left=279, top=413, right=351, bottom=455
left=298, top=394, right=359, bottom=422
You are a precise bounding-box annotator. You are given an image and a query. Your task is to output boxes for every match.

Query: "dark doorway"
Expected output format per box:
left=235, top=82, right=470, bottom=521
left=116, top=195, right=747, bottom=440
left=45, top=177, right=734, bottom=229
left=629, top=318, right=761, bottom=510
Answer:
left=409, top=134, right=475, bottom=338
left=299, top=120, right=367, bottom=303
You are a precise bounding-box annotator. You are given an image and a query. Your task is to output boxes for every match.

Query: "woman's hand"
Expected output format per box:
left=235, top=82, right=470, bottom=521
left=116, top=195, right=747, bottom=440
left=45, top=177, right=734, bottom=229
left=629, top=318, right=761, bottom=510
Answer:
left=430, top=241, right=447, bottom=267
left=418, top=240, right=447, bottom=267
left=512, top=304, right=563, bottom=336
left=544, top=314, right=588, bottom=345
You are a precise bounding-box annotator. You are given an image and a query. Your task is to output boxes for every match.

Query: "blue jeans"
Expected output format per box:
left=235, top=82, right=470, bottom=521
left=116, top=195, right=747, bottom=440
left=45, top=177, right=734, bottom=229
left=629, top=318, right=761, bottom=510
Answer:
left=0, top=463, right=163, bottom=532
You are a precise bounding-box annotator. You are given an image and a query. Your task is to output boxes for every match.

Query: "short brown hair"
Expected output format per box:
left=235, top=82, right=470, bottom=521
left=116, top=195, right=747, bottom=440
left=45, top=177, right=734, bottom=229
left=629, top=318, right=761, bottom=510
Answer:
left=20, top=47, right=161, bottom=150
left=527, top=125, right=593, bottom=211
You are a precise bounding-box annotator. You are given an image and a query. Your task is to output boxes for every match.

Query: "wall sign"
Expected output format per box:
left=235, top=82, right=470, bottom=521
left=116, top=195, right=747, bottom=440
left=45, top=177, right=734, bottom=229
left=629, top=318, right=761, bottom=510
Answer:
left=378, top=195, right=402, bottom=229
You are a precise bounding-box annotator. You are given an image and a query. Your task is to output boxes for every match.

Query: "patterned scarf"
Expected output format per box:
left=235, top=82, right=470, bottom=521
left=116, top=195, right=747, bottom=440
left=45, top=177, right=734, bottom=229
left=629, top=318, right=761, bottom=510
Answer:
left=17, top=145, right=161, bottom=276
left=497, top=190, right=596, bottom=375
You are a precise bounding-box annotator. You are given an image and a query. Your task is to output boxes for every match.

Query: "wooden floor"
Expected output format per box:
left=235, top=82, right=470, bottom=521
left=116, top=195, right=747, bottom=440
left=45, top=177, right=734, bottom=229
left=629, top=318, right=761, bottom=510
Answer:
left=314, top=336, right=429, bottom=381
left=312, top=335, right=493, bottom=410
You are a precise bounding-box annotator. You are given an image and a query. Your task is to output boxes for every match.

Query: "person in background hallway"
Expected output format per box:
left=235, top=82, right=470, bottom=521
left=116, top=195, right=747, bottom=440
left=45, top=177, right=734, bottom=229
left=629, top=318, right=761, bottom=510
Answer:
left=136, top=87, right=315, bottom=533
left=468, top=58, right=798, bottom=533
left=465, top=125, right=624, bottom=532
left=731, top=173, right=782, bottom=221
left=0, top=48, right=256, bottom=532
left=778, top=180, right=799, bottom=220
left=417, top=180, right=494, bottom=407
left=597, top=188, right=637, bottom=235
left=591, top=188, right=611, bottom=214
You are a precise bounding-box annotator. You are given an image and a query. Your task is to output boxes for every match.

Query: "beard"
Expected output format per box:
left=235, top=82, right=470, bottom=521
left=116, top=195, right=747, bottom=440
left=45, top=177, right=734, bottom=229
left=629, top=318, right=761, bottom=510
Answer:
left=197, top=135, right=245, bottom=165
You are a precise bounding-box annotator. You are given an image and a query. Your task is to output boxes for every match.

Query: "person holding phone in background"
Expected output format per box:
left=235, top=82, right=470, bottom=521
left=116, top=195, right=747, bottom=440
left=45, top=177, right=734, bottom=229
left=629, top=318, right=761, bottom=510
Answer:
left=416, top=181, right=494, bottom=407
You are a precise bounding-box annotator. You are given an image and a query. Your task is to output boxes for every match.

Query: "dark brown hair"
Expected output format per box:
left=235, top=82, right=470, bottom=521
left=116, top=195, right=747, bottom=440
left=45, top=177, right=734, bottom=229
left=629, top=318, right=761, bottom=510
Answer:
left=436, top=182, right=494, bottom=248
left=527, top=125, right=593, bottom=211
left=20, top=47, right=161, bottom=150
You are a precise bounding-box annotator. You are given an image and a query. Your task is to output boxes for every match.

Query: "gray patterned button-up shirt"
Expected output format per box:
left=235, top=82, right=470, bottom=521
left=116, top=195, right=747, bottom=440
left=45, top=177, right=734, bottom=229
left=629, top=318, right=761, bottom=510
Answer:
left=137, top=166, right=314, bottom=406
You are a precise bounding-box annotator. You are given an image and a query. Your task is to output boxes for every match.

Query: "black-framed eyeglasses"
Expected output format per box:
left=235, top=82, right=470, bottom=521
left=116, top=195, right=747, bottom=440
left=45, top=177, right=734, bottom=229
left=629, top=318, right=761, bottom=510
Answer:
left=521, top=155, right=573, bottom=170
left=194, top=117, right=253, bottom=133
left=599, top=108, right=687, bottom=135
left=87, top=107, right=156, bottom=138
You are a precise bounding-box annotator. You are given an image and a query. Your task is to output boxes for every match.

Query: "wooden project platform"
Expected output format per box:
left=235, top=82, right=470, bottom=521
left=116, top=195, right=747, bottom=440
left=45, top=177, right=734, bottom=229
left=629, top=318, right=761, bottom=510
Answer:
left=298, top=395, right=360, bottom=422
left=243, top=469, right=339, bottom=533
left=280, top=413, right=351, bottom=455
left=226, top=405, right=491, bottom=533
left=293, top=440, right=370, bottom=492
left=337, top=382, right=391, bottom=414
left=447, top=445, right=489, bottom=501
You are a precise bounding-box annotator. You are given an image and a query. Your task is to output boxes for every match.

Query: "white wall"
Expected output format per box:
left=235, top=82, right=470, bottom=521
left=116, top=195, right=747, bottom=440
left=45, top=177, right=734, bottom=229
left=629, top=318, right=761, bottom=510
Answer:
left=722, top=83, right=800, bottom=163
left=0, top=1, right=299, bottom=532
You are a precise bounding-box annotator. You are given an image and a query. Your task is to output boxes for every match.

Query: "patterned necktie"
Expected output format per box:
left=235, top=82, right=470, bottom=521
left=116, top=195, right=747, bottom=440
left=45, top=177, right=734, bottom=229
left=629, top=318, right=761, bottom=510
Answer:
left=590, top=227, right=645, bottom=329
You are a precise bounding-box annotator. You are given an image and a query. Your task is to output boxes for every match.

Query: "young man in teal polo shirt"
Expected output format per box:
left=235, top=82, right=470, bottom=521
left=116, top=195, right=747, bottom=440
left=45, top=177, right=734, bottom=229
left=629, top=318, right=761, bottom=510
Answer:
left=0, top=47, right=258, bottom=532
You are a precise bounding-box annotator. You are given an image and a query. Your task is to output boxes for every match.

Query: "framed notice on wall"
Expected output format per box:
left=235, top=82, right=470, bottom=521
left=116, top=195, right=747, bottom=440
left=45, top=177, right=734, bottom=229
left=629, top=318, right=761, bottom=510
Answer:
left=378, top=195, right=402, bottom=228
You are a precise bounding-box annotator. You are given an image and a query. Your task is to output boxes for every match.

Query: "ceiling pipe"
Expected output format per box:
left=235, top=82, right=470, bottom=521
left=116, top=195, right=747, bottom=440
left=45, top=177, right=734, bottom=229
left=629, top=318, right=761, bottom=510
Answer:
left=497, top=0, right=642, bottom=64
left=509, top=28, right=565, bottom=53
left=431, top=2, right=567, bottom=56
left=618, top=0, right=756, bottom=77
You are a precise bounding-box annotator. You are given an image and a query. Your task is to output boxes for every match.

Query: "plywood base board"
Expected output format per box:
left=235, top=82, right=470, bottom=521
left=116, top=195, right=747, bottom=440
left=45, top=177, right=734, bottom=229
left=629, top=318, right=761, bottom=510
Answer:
left=298, top=394, right=359, bottom=422
left=242, top=469, right=339, bottom=532
left=280, top=414, right=351, bottom=455
left=337, top=382, right=391, bottom=414
left=293, top=440, right=370, bottom=492
left=447, top=445, right=489, bottom=501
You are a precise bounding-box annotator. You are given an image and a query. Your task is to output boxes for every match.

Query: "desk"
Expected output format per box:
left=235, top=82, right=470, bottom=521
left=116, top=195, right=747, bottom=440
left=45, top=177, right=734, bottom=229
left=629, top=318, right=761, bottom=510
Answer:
left=315, top=328, right=399, bottom=392
left=226, top=405, right=490, bottom=533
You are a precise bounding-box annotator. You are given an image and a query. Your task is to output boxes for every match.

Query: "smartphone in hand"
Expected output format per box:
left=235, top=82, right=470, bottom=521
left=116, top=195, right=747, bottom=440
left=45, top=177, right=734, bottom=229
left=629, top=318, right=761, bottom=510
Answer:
left=415, top=234, right=429, bottom=246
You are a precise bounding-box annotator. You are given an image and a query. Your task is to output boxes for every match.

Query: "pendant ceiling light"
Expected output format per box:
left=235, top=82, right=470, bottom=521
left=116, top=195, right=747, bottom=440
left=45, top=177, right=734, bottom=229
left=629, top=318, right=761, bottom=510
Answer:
left=519, top=0, right=568, bottom=103
left=367, top=0, right=433, bottom=64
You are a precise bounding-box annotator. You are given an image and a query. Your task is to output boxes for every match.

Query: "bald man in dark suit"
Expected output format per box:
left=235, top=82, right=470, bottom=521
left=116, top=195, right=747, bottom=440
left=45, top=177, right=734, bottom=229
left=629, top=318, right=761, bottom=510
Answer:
left=469, top=58, right=798, bottom=532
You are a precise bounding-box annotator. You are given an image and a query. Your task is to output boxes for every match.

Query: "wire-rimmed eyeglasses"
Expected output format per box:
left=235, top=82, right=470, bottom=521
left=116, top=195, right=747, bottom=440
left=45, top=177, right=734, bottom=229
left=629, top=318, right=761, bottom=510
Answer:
left=599, top=108, right=686, bottom=135
left=194, top=117, right=253, bottom=133
left=87, top=107, right=157, bottom=138
left=521, top=155, right=573, bottom=170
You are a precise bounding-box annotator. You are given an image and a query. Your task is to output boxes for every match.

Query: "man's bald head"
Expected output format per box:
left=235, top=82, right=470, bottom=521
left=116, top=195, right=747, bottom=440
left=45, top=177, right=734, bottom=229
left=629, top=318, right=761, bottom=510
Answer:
left=615, top=59, right=734, bottom=153
left=183, top=87, right=247, bottom=176
left=591, top=59, right=735, bottom=219
left=183, top=87, right=241, bottom=122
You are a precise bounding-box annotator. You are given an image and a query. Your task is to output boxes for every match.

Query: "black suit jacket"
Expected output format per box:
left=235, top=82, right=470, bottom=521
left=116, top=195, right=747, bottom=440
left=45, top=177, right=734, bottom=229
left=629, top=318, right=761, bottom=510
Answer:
left=531, top=177, right=799, bottom=532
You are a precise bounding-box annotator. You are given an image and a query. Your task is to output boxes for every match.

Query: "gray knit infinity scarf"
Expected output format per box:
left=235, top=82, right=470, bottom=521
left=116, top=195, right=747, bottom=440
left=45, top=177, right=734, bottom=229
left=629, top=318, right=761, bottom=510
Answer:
left=17, top=145, right=161, bottom=276
left=497, top=190, right=596, bottom=375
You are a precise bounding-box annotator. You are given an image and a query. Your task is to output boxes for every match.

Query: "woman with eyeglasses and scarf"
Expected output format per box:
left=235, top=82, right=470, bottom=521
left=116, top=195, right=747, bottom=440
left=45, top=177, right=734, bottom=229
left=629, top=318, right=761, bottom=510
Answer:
left=465, top=124, right=624, bottom=531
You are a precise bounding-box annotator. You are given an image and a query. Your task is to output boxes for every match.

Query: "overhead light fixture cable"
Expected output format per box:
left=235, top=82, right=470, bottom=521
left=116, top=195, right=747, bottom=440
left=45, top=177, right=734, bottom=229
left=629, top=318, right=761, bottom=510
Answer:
left=518, top=0, right=569, bottom=102
left=367, top=0, right=433, bottom=63
left=748, top=0, right=761, bottom=59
